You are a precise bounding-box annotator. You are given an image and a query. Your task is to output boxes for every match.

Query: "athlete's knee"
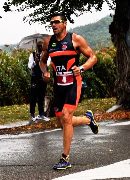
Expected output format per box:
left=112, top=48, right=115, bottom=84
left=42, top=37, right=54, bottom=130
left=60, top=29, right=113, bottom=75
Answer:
left=62, top=109, right=73, bottom=125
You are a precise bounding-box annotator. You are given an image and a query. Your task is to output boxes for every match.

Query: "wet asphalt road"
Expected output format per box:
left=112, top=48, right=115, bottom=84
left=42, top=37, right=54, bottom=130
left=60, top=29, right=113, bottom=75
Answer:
left=0, top=120, right=130, bottom=180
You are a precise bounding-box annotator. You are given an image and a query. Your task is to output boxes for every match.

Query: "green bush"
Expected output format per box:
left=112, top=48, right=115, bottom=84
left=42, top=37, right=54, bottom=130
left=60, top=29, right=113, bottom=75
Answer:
left=0, top=50, right=30, bottom=106
left=81, top=46, right=116, bottom=98
left=0, top=46, right=117, bottom=106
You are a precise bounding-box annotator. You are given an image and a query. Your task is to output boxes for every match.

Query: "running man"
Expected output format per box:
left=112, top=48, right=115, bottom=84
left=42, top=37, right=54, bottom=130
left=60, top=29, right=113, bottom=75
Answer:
left=40, top=13, right=99, bottom=170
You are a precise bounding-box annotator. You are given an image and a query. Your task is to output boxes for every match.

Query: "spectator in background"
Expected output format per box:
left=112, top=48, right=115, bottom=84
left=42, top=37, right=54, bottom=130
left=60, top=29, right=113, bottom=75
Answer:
left=28, top=41, right=50, bottom=124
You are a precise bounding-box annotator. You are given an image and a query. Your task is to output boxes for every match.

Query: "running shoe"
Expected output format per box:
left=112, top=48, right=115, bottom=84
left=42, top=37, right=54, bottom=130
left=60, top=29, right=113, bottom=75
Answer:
left=36, top=115, right=50, bottom=121
left=53, top=157, right=71, bottom=170
left=28, top=116, right=36, bottom=125
left=86, top=110, right=99, bottom=134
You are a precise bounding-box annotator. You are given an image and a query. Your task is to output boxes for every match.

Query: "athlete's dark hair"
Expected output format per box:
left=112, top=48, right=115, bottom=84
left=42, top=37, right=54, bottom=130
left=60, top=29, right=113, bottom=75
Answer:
left=50, top=13, right=67, bottom=22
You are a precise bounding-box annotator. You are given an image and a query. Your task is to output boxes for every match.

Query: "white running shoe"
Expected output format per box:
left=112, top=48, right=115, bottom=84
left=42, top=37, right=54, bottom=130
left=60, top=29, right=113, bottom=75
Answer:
left=32, top=117, right=37, bottom=121
left=36, top=115, right=50, bottom=121
left=28, top=116, right=37, bottom=125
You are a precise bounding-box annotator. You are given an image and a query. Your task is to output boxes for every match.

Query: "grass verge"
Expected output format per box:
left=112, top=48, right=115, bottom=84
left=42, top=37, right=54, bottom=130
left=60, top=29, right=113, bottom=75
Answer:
left=0, top=98, right=116, bottom=125
left=0, top=97, right=130, bottom=135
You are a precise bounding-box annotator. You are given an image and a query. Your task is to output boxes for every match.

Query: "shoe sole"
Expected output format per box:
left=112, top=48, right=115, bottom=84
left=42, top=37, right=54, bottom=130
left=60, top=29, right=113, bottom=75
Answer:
left=92, top=124, right=99, bottom=134
left=86, top=110, right=99, bottom=134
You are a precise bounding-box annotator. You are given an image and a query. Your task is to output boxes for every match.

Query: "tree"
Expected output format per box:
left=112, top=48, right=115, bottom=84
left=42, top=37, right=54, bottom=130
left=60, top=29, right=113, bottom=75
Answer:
left=3, top=0, right=114, bottom=24
left=109, top=0, right=130, bottom=109
left=3, top=0, right=130, bottom=109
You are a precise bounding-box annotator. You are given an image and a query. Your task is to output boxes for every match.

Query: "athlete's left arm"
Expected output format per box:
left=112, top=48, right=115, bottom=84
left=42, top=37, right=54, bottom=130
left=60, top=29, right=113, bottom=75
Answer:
left=72, top=34, right=97, bottom=76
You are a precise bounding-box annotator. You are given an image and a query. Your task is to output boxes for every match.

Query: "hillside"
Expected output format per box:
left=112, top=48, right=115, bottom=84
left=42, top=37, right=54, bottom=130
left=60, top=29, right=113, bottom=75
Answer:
left=0, top=44, right=17, bottom=52
left=70, top=16, right=113, bottom=49
left=0, top=16, right=113, bottom=51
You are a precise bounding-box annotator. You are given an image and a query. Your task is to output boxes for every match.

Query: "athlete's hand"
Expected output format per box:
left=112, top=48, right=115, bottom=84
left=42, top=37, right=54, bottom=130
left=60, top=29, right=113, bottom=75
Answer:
left=42, top=71, right=50, bottom=82
left=71, top=65, right=81, bottom=76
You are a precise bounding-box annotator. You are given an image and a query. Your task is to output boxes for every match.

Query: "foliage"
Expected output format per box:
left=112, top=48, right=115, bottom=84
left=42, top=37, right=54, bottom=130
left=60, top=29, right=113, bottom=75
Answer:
left=80, top=46, right=116, bottom=99
left=0, top=104, right=29, bottom=124
left=0, top=46, right=116, bottom=106
left=3, top=0, right=116, bottom=25
left=0, top=49, right=30, bottom=106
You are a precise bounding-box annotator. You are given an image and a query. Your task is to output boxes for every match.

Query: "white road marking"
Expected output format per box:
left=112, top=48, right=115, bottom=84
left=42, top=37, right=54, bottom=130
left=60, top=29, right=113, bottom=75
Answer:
left=52, top=159, right=130, bottom=180
left=0, top=128, right=61, bottom=139
left=107, top=121, right=130, bottom=126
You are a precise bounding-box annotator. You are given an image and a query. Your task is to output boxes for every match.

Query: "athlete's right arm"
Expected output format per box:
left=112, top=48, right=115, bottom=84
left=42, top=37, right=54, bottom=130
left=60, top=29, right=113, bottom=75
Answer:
left=39, top=36, right=51, bottom=81
left=39, top=36, right=50, bottom=73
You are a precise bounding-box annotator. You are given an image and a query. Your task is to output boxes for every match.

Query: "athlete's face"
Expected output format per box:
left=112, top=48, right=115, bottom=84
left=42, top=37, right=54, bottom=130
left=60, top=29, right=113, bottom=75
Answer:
left=50, top=16, right=67, bottom=35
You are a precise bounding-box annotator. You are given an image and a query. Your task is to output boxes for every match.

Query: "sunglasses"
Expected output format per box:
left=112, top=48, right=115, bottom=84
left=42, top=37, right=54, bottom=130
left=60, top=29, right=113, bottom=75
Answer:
left=50, top=20, right=63, bottom=25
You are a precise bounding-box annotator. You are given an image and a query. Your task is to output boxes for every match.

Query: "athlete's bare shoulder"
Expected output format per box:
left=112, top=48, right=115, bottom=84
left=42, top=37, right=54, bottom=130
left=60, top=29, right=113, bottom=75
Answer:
left=72, top=32, right=89, bottom=51
left=72, top=32, right=88, bottom=44
left=72, top=32, right=81, bottom=40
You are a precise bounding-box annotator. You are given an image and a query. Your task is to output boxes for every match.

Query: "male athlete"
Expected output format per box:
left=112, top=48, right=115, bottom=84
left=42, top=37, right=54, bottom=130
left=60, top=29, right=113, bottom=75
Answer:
left=40, top=13, right=99, bottom=170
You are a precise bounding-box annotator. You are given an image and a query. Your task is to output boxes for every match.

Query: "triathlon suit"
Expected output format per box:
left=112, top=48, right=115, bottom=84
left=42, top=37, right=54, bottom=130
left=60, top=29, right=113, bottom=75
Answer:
left=48, top=32, right=82, bottom=117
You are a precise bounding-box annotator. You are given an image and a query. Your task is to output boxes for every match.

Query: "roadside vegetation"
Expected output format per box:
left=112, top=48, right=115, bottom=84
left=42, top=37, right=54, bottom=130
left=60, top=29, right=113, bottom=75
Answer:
left=0, top=46, right=117, bottom=106
left=0, top=45, right=116, bottom=123
left=0, top=98, right=116, bottom=125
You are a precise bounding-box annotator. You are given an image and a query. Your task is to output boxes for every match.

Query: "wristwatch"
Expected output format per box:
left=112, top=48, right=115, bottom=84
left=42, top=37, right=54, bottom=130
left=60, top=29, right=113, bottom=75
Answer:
left=79, top=65, right=84, bottom=73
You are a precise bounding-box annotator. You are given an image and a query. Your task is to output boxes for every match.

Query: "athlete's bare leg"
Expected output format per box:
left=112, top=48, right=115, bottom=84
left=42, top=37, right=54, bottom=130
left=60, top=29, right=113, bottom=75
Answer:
left=72, top=115, right=91, bottom=126
left=60, top=107, right=91, bottom=156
